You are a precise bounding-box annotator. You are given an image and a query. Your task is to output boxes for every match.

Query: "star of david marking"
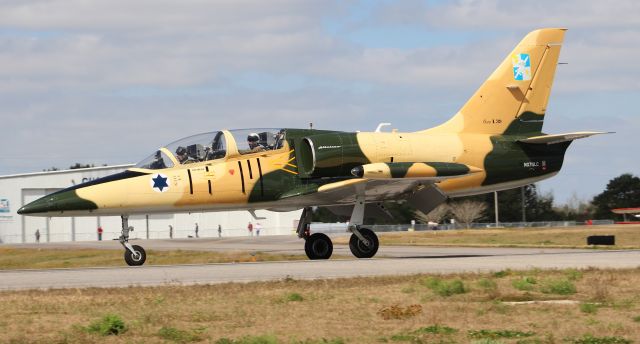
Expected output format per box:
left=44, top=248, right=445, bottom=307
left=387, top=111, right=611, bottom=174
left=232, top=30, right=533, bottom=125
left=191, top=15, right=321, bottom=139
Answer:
left=151, top=174, right=169, bottom=192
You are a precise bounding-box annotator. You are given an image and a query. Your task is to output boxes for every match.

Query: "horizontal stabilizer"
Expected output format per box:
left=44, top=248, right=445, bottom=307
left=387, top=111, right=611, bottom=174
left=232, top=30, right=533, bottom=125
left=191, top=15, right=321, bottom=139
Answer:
left=518, top=131, right=611, bottom=145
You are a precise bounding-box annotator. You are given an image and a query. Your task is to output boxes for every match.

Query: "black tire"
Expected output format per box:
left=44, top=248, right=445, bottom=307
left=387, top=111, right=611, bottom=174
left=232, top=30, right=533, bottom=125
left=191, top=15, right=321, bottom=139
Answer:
left=124, top=245, right=146, bottom=266
left=304, top=233, right=333, bottom=260
left=349, top=228, right=379, bottom=258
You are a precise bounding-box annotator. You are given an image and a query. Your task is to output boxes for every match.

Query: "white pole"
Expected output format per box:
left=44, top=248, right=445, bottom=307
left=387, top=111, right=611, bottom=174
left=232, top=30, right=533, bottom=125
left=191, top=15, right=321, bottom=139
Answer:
left=494, top=191, right=499, bottom=226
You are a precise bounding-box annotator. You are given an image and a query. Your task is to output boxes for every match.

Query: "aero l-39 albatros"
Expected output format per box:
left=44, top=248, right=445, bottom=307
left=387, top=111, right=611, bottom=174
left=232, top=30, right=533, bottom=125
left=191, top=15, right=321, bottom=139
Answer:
left=19, top=28, right=606, bottom=266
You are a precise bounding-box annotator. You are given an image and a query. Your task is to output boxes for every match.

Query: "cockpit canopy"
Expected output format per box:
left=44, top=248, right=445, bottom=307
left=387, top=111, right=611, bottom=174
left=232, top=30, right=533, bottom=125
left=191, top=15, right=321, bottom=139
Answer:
left=135, top=128, right=286, bottom=170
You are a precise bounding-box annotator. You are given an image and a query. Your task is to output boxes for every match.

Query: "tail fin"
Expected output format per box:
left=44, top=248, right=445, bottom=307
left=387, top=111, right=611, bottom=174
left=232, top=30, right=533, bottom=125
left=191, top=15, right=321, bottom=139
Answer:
left=425, top=28, right=566, bottom=136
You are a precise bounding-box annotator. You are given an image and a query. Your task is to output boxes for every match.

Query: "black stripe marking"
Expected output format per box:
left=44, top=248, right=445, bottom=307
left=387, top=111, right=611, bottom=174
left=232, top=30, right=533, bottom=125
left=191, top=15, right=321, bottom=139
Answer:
left=187, top=169, right=193, bottom=194
left=238, top=161, right=245, bottom=194
left=205, top=166, right=212, bottom=195
left=247, top=160, right=253, bottom=179
left=257, top=158, right=264, bottom=197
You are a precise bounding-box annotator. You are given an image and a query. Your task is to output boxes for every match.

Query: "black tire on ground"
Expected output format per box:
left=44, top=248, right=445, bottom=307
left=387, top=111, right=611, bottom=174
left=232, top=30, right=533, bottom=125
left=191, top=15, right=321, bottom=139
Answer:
left=349, top=227, right=379, bottom=258
left=304, top=233, right=333, bottom=260
left=124, top=245, right=147, bottom=266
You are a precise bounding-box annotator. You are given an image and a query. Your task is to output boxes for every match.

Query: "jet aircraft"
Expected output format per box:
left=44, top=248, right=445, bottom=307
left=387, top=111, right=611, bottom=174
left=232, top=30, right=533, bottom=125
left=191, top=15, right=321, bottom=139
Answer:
left=19, top=28, right=606, bottom=266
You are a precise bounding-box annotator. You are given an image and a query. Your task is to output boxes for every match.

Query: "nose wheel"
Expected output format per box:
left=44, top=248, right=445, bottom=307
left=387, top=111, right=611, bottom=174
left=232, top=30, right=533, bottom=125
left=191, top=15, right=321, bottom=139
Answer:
left=119, top=215, right=147, bottom=266
left=124, top=245, right=147, bottom=266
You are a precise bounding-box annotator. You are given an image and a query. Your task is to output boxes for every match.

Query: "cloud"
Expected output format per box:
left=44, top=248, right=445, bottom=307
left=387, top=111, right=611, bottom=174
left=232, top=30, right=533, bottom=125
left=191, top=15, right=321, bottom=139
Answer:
left=368, top=0, right=640, bottom=31
left=0, top=1, right=349, bottom=91
left=357, top=0, right=640, bottom=93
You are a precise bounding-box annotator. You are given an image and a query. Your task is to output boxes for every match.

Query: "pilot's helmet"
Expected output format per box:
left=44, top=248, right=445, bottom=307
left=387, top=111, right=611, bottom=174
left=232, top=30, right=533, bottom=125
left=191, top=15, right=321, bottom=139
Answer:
left=247, top=133, right=260, bottom=143
left=176, top=146, right=187, bottom=156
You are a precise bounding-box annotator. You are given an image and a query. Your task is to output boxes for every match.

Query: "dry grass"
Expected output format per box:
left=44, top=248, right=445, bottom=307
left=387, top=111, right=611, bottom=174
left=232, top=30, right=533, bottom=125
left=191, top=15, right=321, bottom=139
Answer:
left=336, top=224, right=640, bottom=249
left=1, top=268, right=640, bottom=343
left=0, top=247, right=314, bottom=270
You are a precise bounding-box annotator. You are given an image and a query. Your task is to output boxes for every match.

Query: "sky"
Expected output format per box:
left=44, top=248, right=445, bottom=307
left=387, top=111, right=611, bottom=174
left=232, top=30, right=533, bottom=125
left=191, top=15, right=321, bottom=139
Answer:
left=0, top=0, right=638, bottom=205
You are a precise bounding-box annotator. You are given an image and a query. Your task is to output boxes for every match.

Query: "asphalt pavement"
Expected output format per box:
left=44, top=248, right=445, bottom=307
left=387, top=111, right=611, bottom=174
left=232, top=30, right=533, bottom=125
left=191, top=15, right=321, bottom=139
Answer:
left=2, top=235, right=639, bottom=290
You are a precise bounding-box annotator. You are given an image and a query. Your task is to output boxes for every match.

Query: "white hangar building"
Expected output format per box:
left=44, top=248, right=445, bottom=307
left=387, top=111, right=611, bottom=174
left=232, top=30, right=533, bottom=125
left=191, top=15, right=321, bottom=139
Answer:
left=0, top=165, right=302, bottom=244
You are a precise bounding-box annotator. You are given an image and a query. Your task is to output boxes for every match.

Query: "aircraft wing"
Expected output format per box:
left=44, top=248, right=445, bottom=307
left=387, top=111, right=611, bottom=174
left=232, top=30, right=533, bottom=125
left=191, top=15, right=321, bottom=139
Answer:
left=277, top=162, right=481, bottom=214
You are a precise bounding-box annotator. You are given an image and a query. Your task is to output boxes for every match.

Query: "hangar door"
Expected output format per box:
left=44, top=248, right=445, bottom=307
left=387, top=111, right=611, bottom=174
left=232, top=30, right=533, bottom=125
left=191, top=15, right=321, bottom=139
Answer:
left=21, top=189, right=47, bottom=243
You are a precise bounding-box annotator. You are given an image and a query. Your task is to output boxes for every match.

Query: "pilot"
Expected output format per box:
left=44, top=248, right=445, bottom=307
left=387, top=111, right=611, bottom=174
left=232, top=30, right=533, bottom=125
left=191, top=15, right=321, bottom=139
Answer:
left=246, top=133, right=265, bottom=153
left=149, top=150, right=167, bottom=169
left=176, top=146, right=195, bottom=164
left=273, top=129, right=285, bottom=149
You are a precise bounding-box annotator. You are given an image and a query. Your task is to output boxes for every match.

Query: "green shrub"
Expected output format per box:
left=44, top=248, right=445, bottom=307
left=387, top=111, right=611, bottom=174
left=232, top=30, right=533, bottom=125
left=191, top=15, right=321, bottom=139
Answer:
left=580, top=303, right=598, bottom=314
left=85, top=314, right=127, bottom=336
left=441, top=280, right=466, bottom=296
left=633, top=315, right=640, bottom=322
left=286, top=292, right=304, bottom=302
left=468, top=329, right=535, bottom=339
left=512, top=277, right=537, bottom=291
left=541, top=279, right=576, bottom=295
left=567, top=334, right=631, bottom=344
left=423, top=277, right=466, bottom=297
left=421, top=276, right=443, bottom=289
left=493, top=270, right=511, bottom=278
left=564, top=269, right=584, bottom=281
left=477, top=278, right=497, bottom=291
left=413, top=324, right=457, bottom=335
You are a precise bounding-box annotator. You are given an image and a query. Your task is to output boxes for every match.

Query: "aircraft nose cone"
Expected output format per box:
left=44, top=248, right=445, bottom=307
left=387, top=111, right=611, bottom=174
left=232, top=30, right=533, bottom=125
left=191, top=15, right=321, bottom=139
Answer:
left=17, top=189, right=97, bottom=216
left=17, top=197, right=51, bottom=215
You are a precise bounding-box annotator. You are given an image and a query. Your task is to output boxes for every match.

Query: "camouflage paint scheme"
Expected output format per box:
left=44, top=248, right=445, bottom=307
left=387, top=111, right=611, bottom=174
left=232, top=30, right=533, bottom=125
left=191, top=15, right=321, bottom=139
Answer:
left=18, top=28, right=604, bottom=218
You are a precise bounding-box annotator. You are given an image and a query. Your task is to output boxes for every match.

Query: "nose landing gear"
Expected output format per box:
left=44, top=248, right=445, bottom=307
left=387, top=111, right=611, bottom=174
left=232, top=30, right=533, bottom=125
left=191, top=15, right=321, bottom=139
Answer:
left=119, top=215, right=147, bottom=266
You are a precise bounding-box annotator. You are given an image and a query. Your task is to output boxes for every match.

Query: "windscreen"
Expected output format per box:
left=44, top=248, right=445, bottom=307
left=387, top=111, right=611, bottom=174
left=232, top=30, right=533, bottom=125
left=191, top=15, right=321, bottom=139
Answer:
left=135, top=131, right=226, bottom=169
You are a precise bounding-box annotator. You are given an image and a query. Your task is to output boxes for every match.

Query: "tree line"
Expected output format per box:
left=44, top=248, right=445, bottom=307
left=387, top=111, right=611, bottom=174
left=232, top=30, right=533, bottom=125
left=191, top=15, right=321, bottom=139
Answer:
left=43, top=163, right=108, bottom=172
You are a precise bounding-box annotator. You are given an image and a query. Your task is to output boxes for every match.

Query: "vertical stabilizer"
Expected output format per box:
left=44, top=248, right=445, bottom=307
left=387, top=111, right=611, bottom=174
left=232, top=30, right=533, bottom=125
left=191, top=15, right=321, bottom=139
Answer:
left=425, top=28, right=566, bottom=136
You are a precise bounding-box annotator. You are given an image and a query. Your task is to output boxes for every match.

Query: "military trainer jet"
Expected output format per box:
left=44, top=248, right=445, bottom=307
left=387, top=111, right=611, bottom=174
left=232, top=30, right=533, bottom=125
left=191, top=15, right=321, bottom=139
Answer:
left=19, top=28, right=606, bottom=266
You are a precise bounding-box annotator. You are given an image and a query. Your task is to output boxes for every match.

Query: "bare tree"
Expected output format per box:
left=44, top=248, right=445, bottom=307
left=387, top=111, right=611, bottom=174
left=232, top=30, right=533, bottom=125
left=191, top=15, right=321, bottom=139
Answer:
left=449, top=200, right=487, bottom=229
left=415, top=204, right=450, bottom=227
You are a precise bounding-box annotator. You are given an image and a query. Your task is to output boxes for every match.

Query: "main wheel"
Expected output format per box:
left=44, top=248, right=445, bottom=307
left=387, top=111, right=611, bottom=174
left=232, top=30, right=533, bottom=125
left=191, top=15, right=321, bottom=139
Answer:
left=304, top=233, right=333, bottom=260
left=349, top=228, right=379, bottom=258
left=124, top=245, right=147, bottom=266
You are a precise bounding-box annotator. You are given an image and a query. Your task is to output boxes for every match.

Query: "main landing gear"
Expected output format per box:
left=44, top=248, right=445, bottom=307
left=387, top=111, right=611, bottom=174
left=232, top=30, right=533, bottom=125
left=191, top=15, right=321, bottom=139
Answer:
left=119, top=215, right=147, bottom=266
left=297, top=190, right=380, bottom=260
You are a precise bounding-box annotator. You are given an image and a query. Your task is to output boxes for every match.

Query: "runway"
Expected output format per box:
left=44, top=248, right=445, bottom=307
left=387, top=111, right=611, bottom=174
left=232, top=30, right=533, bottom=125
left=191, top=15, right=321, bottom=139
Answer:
left=2, top=236, right=640, bottom=290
